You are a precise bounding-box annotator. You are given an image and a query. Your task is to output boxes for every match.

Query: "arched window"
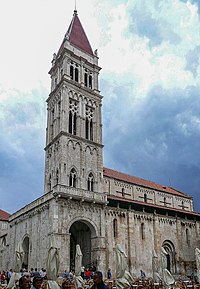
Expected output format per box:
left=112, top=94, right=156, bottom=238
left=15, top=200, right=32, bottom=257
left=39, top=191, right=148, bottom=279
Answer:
left=51, top=108, right=54, bottom=139
left=87, top=172, right=94, bottom=191
left=56, top=169, right=59, bottom=185
left=186, top=228, right=190, bottom=245
left=90, top=119, right=93, bottom=141
left=70, top=65, right=74, bottom=80
left=69, top=100, right=78, bottom=135
left=84, top=73, right=88, bottom=87
left=89, top=75, right=92, bottom=89
left=75, top=67, right=79, bottom=82
left=144, top=193, right=147, bottom=203
left=85, top=106, right=94, bottom=140
left=73, top=112, right=77, bottom=135
left=113, top=219, right=118, bottom=238
left=2, top=236, right=6, bottom=247
left=141, top=223, right=145, bottom=239
left=85, top=117, right=89, bottom=139
left=162, top=240, right=176, bottom=273
left=48, top=175, right=51, bottom=191
left=69, top=168, right=77, bottom=188
left=69, top=111, right=73, bottom=133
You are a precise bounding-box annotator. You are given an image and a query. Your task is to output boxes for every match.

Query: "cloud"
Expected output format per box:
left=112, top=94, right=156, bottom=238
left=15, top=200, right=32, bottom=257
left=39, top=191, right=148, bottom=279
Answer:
left=1, top=0, right=200, bottom=214
left=0, top=87, right=47, bottom=213
left=128, top=2, right=181, bottom=47
left=180, top=0, right=200, bottom=15
left=185, top=46, right=200, bottom=77
left=102, top=81, right=200, bottom=211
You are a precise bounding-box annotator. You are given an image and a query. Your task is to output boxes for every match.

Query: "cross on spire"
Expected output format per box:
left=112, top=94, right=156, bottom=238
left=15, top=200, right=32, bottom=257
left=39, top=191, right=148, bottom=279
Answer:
left=74, top=0, right=77, bottom=14
left=160, top=197, right=171, bottom=207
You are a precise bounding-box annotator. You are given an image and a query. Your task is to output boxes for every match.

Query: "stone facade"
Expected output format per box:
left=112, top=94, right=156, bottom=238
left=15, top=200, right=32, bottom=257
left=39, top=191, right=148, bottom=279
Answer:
left=1, top=9, right=200, bottom=279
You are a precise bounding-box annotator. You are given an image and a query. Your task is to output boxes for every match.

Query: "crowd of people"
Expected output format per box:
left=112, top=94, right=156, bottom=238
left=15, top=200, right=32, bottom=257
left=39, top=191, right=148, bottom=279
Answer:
left=1, top=266, right=198, bottom=289
left=0, top=266, right=112, bottom=289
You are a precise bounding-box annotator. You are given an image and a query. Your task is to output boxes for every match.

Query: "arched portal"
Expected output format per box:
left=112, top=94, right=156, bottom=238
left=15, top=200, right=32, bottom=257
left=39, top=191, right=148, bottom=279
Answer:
left=162, top=240, right=176, bottom=273
left=22, top=236, right=29, bottom=269
left=69, top=221, right=93, bottom=269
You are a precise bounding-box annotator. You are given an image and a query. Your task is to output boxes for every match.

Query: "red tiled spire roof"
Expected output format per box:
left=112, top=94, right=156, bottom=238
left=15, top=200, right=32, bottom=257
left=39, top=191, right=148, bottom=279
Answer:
left=0, top=209, right=10, bottom=221
left=65, top=10, right=93, bottom=56
left=103, top=167, right=191, bottom=199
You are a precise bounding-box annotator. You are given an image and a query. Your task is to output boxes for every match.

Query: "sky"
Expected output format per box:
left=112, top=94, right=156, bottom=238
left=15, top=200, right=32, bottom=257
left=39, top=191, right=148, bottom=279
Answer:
left=0, top=0, right=200, bottom=214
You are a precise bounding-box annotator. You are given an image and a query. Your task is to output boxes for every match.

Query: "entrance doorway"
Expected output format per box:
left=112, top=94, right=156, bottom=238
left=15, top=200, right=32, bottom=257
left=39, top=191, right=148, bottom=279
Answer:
left=69, top=221, right=92, bottom=269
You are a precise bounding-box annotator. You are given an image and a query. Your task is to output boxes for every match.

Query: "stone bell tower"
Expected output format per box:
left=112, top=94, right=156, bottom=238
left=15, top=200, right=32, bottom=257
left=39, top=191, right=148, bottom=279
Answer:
left=44, top=9, right=104, bottom=198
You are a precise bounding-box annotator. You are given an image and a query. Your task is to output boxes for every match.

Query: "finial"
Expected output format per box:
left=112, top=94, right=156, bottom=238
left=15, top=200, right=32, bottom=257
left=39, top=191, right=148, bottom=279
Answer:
left=74, top=0, right=77, bottom=15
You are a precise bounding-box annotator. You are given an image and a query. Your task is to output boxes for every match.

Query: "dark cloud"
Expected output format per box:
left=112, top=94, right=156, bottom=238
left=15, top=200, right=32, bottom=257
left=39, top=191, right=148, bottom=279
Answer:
left=127, top=4, right=181, bottom=47
left=0, top=88, right=46, bottom=213
left=102, top=78, right=200, bottom=212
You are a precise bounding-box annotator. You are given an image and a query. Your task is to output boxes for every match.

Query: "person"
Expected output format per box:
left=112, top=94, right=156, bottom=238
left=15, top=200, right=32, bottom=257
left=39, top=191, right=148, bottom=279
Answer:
left=30, top=269, right=34, bottom=278
left=140, top=270, right=146, bottom=280
left=68, top=270, right=74, bottom=281
left=106, top=269, right=112, bottom=280
left=40, top=269, right=47, bottom=280
left=18, top=275, right=31, bottom=289
left=81, top=266, right=85, bottom=279
left=0, top=271, right=6, bottom=284
left=62, top=270, right=67, bottom=279
left=91, top=271, right=109, bottom=289
left=31, top=277, right=43, bottom=289
left=33, top=269, right=40, bottom=278
left=85, top=268, right=91, bottom=280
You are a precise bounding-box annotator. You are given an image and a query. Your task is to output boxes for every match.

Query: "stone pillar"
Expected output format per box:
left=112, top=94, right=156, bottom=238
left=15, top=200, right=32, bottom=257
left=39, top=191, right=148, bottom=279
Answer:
left=57, top=233, right=71, bottom=273
left=91, top=236, right=106, bottom=273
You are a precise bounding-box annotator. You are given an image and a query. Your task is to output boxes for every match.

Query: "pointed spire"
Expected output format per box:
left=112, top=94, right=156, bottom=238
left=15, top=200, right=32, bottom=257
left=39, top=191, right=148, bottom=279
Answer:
left=65, top=10, right=93, bottom=56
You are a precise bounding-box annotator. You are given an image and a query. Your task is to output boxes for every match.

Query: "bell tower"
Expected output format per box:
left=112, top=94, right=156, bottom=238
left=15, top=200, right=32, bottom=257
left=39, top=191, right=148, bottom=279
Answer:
left=44, top=10, right=104, bottom=198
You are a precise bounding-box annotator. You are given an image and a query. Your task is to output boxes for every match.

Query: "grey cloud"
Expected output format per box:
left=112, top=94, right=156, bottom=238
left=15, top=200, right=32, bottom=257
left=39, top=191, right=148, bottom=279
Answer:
left=127, top=4, right=181, bottom=47
left=0, top=88, right=46, bottom=213
left=102, top=78, right=200, bottom=212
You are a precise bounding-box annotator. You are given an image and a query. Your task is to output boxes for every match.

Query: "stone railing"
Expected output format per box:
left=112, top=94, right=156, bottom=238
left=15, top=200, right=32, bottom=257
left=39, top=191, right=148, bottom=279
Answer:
left=53, top=184, right=107, bottom=205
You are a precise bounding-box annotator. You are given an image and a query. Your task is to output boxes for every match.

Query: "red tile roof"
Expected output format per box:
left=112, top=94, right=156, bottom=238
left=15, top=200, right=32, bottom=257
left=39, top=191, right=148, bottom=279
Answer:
left=0, top=209, right=10, bottom=221
left=103, top=167, right=191, bottom=199
left=65, top=10, right=93, bottom=56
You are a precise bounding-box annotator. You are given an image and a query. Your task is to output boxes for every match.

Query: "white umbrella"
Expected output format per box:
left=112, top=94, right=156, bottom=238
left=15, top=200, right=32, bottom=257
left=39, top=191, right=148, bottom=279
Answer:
left=15, top=242, right=24, bottom=272
left=115, top=244, right=133, bottom=289
left=7, top=273, right=21, bottom=289
left=46, top=236, right=60, bottom=289
left=152, top=250, right=159, bottom=282
left=195, top=248, right=200, bottom=283
left=7, top=242, right=24, bottom=289
left=75, top=244, right=85, bottom=289
left=163, top=269, right=175, bottom=289
left=161, top=247, right=168, bottom=271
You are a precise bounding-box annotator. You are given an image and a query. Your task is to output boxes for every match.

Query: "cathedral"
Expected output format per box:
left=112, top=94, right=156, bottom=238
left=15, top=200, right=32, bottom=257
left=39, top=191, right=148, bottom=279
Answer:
left=1, top=9, right=200, bottom=278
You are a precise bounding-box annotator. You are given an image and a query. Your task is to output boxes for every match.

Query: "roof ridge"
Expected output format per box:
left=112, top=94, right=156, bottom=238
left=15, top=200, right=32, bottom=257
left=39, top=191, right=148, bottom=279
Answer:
left=103, top=167, right=190, bottom=199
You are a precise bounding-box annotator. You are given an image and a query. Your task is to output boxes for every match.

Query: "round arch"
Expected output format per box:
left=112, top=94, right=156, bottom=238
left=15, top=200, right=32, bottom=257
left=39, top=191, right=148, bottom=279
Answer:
left=162, top=240, right=176, bottom=273
left=68, top=218, right=98, bottom=270
left=67, top=216, right=98, bottom=238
